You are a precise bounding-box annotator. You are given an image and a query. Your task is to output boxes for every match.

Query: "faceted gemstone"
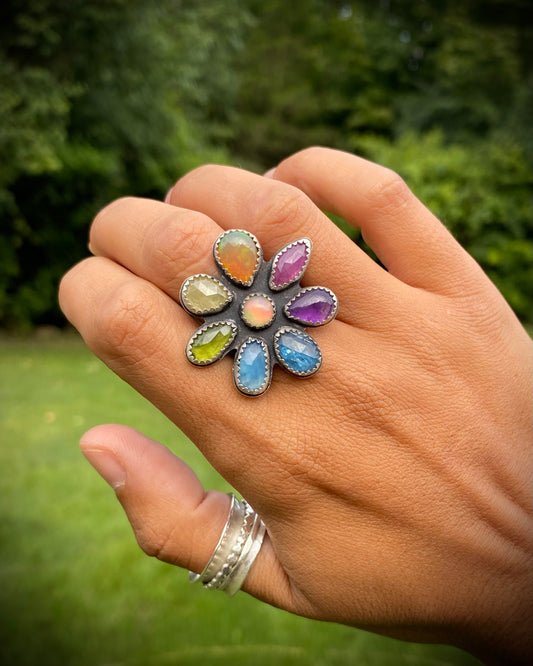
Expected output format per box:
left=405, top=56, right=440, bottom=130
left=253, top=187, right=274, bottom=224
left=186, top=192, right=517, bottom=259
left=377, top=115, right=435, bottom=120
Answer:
left=274, top=328, right=322, bottom=376
left=187, top=322, right=236, bottom=365
left=241, top=294, right=275, bottom=329
left=269, top=239, right=311, bottom=291
left=235, top=339, right=270, bottom=395
left=180, top=274, right=232, bottom=315
left=215, top=230, right=260, bottom=286
left=285, top=287, right=337, bottom=326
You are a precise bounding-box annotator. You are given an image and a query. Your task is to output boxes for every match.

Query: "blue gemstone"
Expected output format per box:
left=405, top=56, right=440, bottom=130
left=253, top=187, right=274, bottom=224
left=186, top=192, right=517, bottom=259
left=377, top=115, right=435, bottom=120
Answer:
left=236, top=340, right=268, bottom=394
left=275, top=329, right=321, bottom=375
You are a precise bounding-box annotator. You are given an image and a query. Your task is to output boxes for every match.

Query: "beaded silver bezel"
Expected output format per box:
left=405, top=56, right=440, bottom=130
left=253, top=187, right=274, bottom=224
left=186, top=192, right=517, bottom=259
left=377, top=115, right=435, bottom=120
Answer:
left=240, top=293, right=276, bottom=330
left=214, top=229, right=262, bottom=287
left=233, top=337, right=272, bottom=396
left=273, top=326, right=322, bottom=377
left=181, top=230, right=337, bottom=394
left=284, top=286, right=338, bottom=327
left=179, top=274, right=233, bottom=316
left=269, top=238, right=312, bottom=291
left=186, top=320, right=238, bottom=366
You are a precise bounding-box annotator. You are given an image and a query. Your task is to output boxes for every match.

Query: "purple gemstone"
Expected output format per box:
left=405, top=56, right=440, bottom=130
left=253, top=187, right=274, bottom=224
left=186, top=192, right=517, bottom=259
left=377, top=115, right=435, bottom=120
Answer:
left=270, top=240, right=310, bottom=290
left=286, top=288, right=337, bottom=326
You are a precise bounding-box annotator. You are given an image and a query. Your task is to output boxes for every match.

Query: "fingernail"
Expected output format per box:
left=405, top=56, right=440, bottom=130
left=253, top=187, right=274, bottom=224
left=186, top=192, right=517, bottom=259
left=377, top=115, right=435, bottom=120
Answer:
left=164, top=188, right=173, bottom=203
left=263, top=168, right=276, bottom=179
left=81, top=448, right=126, bottom=490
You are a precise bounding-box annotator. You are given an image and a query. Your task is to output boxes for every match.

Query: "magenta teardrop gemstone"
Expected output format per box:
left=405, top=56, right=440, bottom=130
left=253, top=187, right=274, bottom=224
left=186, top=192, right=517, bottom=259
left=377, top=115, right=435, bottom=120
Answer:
left=285, top=287, right=337, bottom=326
left=269, top=239, right=311, bottom=290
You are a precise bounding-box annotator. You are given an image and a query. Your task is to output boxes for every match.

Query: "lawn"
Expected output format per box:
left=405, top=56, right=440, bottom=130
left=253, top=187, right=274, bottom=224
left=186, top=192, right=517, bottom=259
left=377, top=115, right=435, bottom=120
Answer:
left=0, top=334, right=482, bottom=666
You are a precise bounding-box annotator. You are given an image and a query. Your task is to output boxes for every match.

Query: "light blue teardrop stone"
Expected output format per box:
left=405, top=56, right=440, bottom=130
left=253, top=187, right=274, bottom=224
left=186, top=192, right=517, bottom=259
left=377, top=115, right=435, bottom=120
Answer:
left=237, top=340, right=268, bottom=392
left=275, top=330, right=321, bottom=374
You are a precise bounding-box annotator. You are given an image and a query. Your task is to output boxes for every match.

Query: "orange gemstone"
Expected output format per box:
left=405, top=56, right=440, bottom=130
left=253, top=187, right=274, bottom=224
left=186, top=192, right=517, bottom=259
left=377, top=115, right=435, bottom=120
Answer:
left=241, top=294, right=275, bottom=329
left=215, top=230, right=259, bottom=285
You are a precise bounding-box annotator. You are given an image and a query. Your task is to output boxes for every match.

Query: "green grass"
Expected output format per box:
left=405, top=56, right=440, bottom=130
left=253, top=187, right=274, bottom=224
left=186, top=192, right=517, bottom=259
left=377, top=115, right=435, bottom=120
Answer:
left=0, top=334, right=481, bottom=666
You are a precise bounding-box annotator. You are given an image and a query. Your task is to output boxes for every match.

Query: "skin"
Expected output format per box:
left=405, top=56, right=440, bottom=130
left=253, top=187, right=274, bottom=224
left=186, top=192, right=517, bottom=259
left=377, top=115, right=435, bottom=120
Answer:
left=58, top=147, right=532, bottom=665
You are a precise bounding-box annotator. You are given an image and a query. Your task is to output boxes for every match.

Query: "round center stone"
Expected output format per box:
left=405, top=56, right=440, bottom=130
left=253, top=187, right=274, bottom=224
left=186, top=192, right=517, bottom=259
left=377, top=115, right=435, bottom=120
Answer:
left=241, top=294, right=275, bottom=329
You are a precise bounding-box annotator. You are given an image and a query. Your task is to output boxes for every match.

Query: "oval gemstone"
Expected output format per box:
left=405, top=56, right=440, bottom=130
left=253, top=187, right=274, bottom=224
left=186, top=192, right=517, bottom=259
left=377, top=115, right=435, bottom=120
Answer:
left=241, top=294, right=275, bottom=329
left=180, top=275, right=232, bottom=315
left=285, top=287, right=337, bottom=326
left=187, top=321, right=237, bottom=365
left=234, top=339, right=270, bottom=395
left=274, top=328, right=322, bottom=376
left=215, top=230, right=260, bottom=286
left=269, top=239, right=311, bottom=291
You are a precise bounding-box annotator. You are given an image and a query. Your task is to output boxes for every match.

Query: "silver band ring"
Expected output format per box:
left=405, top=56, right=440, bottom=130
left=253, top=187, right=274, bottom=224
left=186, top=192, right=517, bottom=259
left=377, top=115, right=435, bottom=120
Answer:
left=188, top=494, right=266, bottom=596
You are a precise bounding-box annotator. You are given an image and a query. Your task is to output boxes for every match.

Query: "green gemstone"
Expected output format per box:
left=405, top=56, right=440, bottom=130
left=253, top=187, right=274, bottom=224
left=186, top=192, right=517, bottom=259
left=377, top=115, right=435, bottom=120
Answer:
left=189, top=323, right=236, bottom=364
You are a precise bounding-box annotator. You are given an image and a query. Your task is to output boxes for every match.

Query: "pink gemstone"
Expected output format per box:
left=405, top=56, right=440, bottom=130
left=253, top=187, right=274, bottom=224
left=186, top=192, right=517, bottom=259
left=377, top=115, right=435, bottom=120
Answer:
left=270, top=239, right=311, bottom=290
left=285, top=287, right=337, bottom=326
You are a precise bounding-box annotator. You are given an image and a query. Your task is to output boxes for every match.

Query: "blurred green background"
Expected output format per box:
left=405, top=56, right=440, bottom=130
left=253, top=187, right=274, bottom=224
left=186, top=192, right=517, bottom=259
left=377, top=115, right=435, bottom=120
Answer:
left=1, top=0, right=532, bottom=330
left=0, top=0, right=531, bottom=664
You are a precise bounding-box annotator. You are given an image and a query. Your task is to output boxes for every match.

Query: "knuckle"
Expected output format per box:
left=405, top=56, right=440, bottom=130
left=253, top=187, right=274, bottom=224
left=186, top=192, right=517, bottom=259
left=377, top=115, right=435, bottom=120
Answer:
left=142, top=521, right=184, bottom=562
left=365, top=168, right=413, bottom=216
left=133, top=523, right=165, bottom=558
left=247, top=181, right=316, bottom=236
left=145, top=210, right=214, bottom=286
left=93, top=279, right=161, bottom=361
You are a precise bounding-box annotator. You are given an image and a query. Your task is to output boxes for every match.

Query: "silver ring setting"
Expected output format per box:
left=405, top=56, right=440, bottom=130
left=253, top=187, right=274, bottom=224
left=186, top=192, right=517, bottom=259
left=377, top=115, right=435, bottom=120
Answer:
left=179, top=229, right=338, bottom=396
left=189, top=494, right=266, bottom=596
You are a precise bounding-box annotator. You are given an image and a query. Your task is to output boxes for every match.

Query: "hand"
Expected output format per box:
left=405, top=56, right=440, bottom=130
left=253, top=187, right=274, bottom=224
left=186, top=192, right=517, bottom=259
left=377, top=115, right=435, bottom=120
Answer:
left=59, top=147, right=532, bottom=665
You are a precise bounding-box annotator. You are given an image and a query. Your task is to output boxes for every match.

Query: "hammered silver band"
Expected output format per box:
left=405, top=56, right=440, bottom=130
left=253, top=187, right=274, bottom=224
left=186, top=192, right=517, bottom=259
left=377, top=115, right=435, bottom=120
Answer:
left=189, top=494, right=266, bottom=596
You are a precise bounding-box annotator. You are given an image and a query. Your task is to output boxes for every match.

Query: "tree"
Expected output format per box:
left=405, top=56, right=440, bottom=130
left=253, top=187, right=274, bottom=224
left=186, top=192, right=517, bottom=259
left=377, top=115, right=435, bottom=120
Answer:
left=0, top=0, right=251, bottom=329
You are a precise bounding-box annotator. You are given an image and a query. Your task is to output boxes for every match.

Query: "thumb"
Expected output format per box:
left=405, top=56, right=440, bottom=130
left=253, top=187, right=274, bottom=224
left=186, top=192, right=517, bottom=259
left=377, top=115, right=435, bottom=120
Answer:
left=79, top=424, right=290, bottom=606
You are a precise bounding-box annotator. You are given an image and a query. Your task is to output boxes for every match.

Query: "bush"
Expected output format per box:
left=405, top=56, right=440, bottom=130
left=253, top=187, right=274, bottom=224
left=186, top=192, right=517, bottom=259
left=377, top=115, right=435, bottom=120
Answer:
left=354, top=131, right=532, bottom=324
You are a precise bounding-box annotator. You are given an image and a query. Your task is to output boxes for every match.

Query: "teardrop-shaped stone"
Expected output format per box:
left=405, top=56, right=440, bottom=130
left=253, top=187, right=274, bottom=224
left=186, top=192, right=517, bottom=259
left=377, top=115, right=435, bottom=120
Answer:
left=215, top=229, right=261, bottom=286
left=180, top=274, right=232, bottom=315
left=187, top=321, right=237, bottom=365
left=285, top=287, right=337, bottom=326
left=269, top=239, right=311, bottom=291
left=274, top=327, right=322, bottom=376
left=234, top=338, right=270, bottom=395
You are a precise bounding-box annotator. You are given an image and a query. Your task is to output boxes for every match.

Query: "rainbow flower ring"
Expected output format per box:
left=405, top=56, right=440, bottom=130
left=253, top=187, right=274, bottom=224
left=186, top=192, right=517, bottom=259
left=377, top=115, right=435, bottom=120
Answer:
left=179, top=229, right=338, bottom=396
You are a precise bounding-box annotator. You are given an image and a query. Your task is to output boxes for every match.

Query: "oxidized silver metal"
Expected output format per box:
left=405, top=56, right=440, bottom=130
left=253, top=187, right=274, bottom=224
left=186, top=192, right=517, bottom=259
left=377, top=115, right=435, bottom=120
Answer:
left=180, top=230, right=337, bottom=396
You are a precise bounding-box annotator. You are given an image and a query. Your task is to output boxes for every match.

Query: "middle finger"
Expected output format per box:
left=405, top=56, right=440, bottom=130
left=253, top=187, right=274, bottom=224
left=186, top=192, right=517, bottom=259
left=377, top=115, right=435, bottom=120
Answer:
left=168, top=165, right=399, bottom=324
left=89, top=189, right=397, bottom=329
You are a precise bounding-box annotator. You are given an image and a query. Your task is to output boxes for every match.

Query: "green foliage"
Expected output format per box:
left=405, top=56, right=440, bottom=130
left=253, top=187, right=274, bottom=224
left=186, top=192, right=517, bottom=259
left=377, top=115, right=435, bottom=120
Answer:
left=0, top=0, right=531, bottom=328
left=232, top=0, right=533, bottom=162
left=356, top=131, right=532, bottom=323
left=0, top=0, right=251, bottom=329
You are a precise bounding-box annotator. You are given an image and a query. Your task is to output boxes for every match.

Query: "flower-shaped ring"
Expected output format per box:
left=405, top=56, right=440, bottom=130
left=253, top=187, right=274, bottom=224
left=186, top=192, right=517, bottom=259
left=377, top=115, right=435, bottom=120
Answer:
left=179, top=229, right=338, bottom=396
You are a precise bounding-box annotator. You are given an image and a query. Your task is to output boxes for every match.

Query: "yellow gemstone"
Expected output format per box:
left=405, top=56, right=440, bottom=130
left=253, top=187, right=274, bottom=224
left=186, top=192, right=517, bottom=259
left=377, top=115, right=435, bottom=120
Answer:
left=188, top=322, right=236, bottom=364
left=181, top=275, right=232, bottom=315
left=241, top=294, right=275, bottom=329
left=215, top=230, right=260, bottom=286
